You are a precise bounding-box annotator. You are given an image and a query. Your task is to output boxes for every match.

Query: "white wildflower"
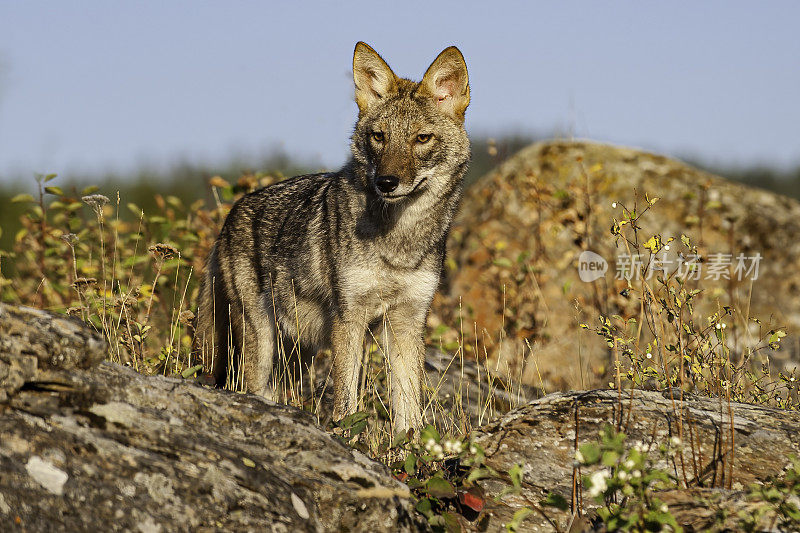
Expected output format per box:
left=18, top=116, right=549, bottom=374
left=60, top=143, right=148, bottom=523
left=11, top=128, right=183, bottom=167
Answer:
left=588, top=470, right=610, bottom=498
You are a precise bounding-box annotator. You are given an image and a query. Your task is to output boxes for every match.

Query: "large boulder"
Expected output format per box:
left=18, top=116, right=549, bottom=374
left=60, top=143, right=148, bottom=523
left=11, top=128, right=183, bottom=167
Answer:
left=435, top=140, right=800, bottom=391
left=0, top=304, right=424, bottom=532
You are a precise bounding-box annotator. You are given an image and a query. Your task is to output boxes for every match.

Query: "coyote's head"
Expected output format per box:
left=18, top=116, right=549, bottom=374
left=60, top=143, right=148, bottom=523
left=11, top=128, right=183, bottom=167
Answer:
left=350, top=42, right=470, bottom=204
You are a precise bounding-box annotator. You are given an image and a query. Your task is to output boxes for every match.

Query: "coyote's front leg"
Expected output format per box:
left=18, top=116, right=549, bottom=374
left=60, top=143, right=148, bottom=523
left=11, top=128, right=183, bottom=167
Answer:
left=331, top=315, right=366, bottom=421
left=384, top=306, right=426, bottom=432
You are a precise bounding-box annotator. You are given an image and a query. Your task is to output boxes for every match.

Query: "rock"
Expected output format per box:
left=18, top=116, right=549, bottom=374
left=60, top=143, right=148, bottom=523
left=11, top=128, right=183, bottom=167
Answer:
left=0, top=304, right=107, bottom=370
left=2, top=302, right=799, bottom=531
left=0, top=305, right=106, bottom=401
left=468, top=389, right=800, bottom=531
left=434, top=140, right=800, bottom=392
left=0, top=303, right=425, bottom=532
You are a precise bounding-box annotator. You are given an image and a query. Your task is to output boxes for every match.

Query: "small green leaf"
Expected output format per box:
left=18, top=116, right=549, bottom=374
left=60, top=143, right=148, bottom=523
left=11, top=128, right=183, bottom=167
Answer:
left=415, top=497, right=433, bottom=518
left=44, top=186, right=64, bottom=196
left=404, top=454, right=416, bottom=475
left=337, top=411, right=369, bottom=432
left=466, top=467, right=491, bottom=483
left=391, top=430, right=409, bottom=448
left=44, top=173, right=58, bottom=182
left=601, top=450, right=619, bottom=467
left=439, top=512, right=461, bottom=533
left=351, top=419, right=368, bottom=435
left=420, top=425, right=440, bottom=444
left=493, top=257, right=512, bottom=268
left=506, top=507, right=534, bottom=532
left=541, top=492, right=569, bottom=511
left=425, top=476, right=455, bottom=499
left=391, top=431, right=408, bottom=448
left=11, top=193, right=35, bottom=203
left=431, top=324, right=449, bottom=337
left=127, top=203, right=143, bottom=217
left=508, top=463, right=524, bottom=489
left=181, top=364, right=204, bottom=378
left=578, top=443, right=601, bottom=465
left=166, top=195, right=183, bottom=208
left=82, top=185, right=99, bottom=195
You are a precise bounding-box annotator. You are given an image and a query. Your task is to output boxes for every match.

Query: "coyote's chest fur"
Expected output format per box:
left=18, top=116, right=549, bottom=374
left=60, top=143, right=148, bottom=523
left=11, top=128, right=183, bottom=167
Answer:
left=193, top=41, right=470, bottom=432
left=337, top=262, right=440, bottom=324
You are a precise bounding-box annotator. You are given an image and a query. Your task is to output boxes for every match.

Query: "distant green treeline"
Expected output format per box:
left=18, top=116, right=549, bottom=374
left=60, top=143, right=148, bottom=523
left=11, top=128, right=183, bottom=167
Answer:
left=1, top=135, right=799, bottom=253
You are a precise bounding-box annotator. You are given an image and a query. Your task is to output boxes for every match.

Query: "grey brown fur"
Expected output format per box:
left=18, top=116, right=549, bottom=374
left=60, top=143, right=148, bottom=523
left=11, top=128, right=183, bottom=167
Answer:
left=193, top=42, right=470, bottom=431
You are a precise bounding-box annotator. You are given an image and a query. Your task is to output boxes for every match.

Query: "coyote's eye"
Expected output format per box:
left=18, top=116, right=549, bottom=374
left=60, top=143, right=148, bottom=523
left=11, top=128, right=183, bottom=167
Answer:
left=416, top=133, right=432, bottom=144
left=371, top=131, right=384, bottom=143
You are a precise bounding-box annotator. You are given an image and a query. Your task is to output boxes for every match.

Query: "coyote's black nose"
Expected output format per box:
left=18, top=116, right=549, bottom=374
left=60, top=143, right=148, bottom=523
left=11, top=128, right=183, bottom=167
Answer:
left=375, top=175, right=399, bottom=194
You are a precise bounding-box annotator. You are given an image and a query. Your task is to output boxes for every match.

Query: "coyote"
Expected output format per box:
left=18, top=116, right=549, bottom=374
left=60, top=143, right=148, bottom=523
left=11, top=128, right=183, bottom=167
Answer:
left=193, top=42, right=470, bottom=431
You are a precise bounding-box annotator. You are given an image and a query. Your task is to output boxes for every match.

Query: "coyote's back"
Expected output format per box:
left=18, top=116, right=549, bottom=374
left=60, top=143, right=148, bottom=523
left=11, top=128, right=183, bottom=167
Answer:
left=193, top=42, right=470, bottom=432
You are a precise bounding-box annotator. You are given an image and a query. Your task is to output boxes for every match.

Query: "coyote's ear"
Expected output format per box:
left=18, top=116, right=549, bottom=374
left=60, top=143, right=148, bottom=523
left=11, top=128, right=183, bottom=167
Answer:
left=419, top=46, right=470, bottom=122
left=353, top=42, right=398, bottom=114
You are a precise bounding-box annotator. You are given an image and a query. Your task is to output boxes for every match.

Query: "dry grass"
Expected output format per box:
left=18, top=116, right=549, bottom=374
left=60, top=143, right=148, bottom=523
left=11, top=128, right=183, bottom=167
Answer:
left=1, top=169, right=795, bottom=452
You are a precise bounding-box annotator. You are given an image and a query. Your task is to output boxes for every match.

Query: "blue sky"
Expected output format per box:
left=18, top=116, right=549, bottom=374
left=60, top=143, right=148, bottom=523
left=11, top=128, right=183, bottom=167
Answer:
left=1, top=1, right=798, bottom=182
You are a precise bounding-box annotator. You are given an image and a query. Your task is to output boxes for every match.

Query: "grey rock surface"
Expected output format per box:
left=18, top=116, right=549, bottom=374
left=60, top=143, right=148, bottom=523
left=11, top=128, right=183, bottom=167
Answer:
left=0, top=303, right=426, bottom=532
left=469, top=389, right=800, bottom=531
left=0, top=304, right=107, bottom=401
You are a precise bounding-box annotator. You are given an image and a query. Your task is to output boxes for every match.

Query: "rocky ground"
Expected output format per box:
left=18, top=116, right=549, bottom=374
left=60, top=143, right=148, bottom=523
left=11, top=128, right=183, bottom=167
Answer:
left=2, top=303, right=799, bottom=531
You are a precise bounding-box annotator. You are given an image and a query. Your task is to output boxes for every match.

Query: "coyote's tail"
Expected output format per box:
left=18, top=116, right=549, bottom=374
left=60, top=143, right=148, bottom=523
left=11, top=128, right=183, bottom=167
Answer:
left=192, top=244, right=229, bottom=386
